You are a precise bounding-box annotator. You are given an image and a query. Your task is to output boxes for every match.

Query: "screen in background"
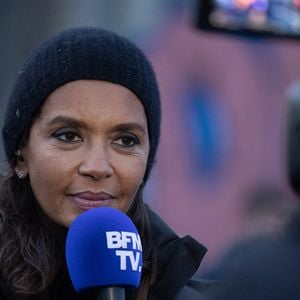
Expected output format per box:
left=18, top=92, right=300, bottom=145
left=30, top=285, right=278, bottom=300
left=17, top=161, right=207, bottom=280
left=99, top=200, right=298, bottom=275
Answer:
left=196, top=0, right=300, bottom=39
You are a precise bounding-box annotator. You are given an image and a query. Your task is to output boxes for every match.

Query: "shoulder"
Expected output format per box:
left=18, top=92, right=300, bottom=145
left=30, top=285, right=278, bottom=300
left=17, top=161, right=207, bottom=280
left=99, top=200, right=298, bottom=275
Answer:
left=146, top=204, right=207, bottom=264
left=0, top=273, right=12, bottom=299
left=145, top=205, right=211, bottom=299
left=175, top=277, right=216, bottom=300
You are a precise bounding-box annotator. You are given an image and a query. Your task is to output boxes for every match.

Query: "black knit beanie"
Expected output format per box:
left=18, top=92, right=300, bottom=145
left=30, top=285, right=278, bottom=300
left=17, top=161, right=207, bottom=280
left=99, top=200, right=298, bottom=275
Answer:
left=2, top=27, right=161, bottom=182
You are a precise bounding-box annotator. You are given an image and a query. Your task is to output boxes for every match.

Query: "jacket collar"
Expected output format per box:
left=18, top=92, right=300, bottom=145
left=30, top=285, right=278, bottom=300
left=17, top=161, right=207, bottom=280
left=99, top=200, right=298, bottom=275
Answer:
left=146, top=206, right=207, bottom=299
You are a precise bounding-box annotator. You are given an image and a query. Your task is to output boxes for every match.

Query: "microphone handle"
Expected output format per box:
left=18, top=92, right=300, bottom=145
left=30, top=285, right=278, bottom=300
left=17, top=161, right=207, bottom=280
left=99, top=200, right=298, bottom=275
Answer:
left=90, top=287, right=125, bottom=300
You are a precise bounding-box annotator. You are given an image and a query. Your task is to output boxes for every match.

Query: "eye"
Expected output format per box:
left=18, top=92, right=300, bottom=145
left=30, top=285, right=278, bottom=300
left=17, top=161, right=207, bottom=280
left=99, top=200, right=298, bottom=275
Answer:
left=52, top=130, right=82, bottom=143
left=114, top=135, right=140, bottom=147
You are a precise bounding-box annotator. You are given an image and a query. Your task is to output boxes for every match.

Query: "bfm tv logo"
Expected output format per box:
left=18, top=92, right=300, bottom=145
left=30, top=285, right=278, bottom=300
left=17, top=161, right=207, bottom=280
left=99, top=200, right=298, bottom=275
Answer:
left=106, top=231, right=142, bottom=272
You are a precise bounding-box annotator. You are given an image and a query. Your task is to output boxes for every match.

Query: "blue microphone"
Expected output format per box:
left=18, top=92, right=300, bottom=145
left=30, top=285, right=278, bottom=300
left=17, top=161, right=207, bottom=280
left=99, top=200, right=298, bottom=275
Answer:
left=66, top=207, right=143, bottom=300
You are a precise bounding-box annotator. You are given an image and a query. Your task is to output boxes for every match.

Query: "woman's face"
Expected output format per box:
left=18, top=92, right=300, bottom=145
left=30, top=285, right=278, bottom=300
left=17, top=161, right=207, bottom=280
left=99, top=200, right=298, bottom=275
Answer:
left=18, top=80, right=150, bottom=227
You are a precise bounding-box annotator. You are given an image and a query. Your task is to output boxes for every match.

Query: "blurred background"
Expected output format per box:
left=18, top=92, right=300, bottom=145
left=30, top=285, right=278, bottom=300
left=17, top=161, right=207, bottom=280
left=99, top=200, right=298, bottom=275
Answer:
left=1, top=0, right=300, bottom=274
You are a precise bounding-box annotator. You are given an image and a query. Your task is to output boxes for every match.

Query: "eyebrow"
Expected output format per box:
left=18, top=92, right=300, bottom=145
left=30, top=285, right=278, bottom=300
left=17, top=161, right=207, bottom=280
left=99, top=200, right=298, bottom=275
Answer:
left=111, top=123, right=146, bottom=135
left=47, top=116, right=146, bottom=134
left=46, top=116, right=87, bottom=129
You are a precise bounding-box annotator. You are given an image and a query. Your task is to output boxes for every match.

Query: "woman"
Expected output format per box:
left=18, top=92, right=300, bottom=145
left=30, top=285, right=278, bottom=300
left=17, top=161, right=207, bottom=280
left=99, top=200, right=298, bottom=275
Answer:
left=0, top=27, right=208, bottom=299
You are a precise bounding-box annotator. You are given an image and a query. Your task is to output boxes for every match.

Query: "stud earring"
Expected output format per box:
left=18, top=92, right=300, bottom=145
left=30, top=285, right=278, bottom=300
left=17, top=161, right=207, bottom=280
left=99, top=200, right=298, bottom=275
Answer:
left=15, top=150, right=21, bottom=156
left=17, top=171, right=25, bottom=179
left=15, top=150, right=25, bottom=162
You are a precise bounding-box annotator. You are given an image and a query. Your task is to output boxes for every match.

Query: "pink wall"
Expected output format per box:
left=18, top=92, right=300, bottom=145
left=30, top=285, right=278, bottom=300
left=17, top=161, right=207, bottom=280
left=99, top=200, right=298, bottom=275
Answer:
left=146, top=18, right=300, bottom=270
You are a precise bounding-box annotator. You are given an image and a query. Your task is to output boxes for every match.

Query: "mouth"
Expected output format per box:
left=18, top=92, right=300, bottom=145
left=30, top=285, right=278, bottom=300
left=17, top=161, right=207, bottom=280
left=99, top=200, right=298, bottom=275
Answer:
left=70, top=191, right=115, bottom=210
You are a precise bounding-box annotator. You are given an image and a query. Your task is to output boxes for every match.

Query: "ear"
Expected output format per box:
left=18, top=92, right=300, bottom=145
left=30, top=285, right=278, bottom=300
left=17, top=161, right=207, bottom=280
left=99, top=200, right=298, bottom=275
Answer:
left=14, top=150, right=28, bottom=179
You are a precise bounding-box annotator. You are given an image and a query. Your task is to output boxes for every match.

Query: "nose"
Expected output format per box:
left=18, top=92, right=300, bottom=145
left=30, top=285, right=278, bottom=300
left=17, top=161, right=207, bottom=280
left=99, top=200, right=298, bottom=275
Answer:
left=78, top=143, right=113, bottom=181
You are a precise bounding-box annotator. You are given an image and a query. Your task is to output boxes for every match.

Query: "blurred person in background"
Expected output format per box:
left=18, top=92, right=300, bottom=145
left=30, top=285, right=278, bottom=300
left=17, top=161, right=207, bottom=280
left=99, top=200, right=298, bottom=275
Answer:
left=207, top=232, right=300, bottom=300
left=204, top=81, right=300, bottom=299
left=0, top=27, right=210, bottom=299
left=202, top=183, right=296, bottom=280
left=203, top=184, right=300, bottom=299
left=287, top=80, right=300, bottom=197
left=206, top=195, right=300, bottom=300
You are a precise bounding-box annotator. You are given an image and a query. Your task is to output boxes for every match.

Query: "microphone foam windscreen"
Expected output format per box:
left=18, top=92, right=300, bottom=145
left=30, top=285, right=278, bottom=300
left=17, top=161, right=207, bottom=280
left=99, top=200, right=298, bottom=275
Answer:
left=66, top=207, right=143, bottom=292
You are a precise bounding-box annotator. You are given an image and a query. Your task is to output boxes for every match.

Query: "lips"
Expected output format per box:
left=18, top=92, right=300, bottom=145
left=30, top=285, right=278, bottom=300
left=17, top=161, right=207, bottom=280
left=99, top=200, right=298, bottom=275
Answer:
left=71, top=191, right=115, bottom=210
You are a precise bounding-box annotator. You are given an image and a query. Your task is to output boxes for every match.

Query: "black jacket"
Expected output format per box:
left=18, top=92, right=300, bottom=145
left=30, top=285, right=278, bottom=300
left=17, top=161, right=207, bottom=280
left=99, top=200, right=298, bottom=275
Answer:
left=0, top=207, right=209, bottom=299
left=147, top=207, right=209, bottom=299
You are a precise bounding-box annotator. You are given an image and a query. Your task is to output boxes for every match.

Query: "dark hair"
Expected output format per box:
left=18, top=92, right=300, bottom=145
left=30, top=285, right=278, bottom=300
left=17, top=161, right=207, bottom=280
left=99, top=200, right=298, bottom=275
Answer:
left=0, top=162, right=156, bottom=299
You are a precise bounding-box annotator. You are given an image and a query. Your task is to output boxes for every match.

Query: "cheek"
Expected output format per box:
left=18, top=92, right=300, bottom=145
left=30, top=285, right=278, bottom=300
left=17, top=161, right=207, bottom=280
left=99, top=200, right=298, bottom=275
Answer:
left=118, top=157, right=147, bottom=198
left=26, top=152, right=74, bottom=199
